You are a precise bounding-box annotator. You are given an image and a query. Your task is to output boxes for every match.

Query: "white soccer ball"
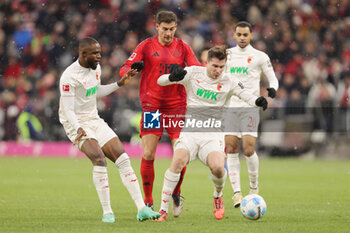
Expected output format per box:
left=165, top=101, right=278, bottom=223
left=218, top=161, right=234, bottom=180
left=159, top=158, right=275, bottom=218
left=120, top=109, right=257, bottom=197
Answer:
left=240, top=194, right=267, bottom=220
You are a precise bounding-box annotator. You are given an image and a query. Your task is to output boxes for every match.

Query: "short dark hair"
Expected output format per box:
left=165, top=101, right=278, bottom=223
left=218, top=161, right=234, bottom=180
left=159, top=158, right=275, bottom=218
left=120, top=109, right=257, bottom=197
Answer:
left=156, top=11, right=177, bottom=24
left=207, top=45, right=227, bottom=61
left=235, top=21, right=252, bottom=32
left=79, top=37, right=99, bottom=51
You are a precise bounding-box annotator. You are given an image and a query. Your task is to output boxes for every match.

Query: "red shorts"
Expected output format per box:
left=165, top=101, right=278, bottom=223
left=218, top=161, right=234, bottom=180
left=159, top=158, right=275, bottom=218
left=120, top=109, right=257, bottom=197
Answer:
left=140, top=107, right=186, bottom=140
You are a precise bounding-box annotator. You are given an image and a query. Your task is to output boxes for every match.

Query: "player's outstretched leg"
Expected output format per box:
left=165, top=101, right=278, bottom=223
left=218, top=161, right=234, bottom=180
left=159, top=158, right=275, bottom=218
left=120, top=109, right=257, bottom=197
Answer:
left=92, top=166, right=115, bottom=223
left=114, top=153, right=160, bottom=221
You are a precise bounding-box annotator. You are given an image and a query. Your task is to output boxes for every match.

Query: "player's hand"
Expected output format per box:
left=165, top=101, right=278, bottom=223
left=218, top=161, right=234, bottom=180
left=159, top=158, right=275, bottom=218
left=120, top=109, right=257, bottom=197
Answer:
left=74, top=127, right=87, bottom=145
left=169, top=64, right=187, bottom=82
left=255, top=96, right=268, bottom=111
left=267, top=88, right=276, bottom=98
left=131, top=61, right=144, bottom=71
left=118, top=69, right=138, bottom=86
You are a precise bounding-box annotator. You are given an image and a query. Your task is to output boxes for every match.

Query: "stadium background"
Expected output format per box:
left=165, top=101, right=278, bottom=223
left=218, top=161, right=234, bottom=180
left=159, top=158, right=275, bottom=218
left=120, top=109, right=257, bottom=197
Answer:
left=0, top=0, right=349, bottom=157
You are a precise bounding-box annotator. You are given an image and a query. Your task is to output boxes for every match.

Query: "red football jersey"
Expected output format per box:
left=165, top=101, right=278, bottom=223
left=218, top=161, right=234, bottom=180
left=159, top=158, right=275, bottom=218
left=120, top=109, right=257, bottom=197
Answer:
left=120, top=36, right=200, bottom=109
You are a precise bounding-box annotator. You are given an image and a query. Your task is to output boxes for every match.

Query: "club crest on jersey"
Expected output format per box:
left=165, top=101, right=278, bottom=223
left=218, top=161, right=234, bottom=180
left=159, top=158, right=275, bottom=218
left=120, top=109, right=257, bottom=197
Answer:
left=62, top=84, right=70, bottom=92
left=96, top=72, right=99, bottom=80
left=128, top=52, right=137, bottom=61
left=217, top=83, right=224, bottom=91
left=247, top=56, right=253, bottom=63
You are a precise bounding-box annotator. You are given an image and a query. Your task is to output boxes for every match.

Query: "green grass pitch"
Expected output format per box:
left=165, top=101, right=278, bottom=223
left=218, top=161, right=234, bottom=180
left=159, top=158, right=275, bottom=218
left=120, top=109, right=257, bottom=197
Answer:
left=0, top=156, right=349, bottom=233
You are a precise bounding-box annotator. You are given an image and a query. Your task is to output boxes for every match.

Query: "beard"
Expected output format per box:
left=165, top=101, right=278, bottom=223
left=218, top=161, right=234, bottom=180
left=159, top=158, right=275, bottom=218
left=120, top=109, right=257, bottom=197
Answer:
left=87, top=59, right=97, bottom=70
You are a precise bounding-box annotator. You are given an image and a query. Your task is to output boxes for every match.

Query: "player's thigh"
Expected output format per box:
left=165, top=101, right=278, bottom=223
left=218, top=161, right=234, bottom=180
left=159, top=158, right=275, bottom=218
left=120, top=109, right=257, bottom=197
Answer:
left=141, top=134, right=160, bottom=159
left=206, top=151, right=226, bottom=175
left=170, top=148, right=190, bottom=173
left=101, top=137, right=125, bottom=163
left=241, top=135, right=257, bottom=156
left=174, top=133, right=199, bottom=164
left=81, top=138, right=106, bottom=165
left=224, top=134, right=240, bottom=152
left=198, top=135, right=225, bottom=166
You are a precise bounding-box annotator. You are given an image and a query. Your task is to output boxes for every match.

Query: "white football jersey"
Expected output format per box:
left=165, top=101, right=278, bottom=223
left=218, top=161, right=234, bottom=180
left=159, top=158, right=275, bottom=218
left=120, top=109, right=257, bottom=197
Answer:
left=226, top=44, right=277, bottom=107
left=59, top=60, right=102, bottom=124
left=178, top=66, right=257, bottom=107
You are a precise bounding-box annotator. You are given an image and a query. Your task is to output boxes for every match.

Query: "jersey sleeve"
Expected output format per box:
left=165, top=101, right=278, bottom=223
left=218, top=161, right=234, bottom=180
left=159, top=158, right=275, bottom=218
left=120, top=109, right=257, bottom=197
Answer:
left=59, top=71, right=80, bottom=130
left=260, top=53, right=279, bottom=90
left=229, top=79, right=257, bottom=107
left=183, top=42, right=200, bottom=66
left=59, top=71, right=77, bottom=97
left=157, top=66, right=192, bottom=86
left=119, top=41, right=145, bottom=77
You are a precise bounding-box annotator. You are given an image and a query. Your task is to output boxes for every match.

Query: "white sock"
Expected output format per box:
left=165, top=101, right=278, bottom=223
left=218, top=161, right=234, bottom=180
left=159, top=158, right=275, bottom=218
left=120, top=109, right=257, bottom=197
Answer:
left=211, top=170, right=227, bottom=198
left=92, top=166, right=113, bottom=215
left=227, top=153, right=241, bottom=193
left=245, top=152, right=259, bottom=189
left=115, top=153, right=145, bottom=212
left=160, top=169, right=180, bottom=213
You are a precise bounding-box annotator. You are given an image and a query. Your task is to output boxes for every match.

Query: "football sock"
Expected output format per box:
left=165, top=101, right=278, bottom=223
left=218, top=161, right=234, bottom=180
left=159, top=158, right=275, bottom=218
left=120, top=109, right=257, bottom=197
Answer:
left=115, top=153, right=145, bottom=211
left=92, top=166, right=113, bottom=214
left=245, top=152, right=259, bottom=189
left=227, top=153, right=241, bottom=193
left=160, top=169, right=180, bottom=213
left=140, top=158, right=154, bottom=205
left=173, top=166, right=186, bottom=195
left=211, top=170, right=227, bottom=198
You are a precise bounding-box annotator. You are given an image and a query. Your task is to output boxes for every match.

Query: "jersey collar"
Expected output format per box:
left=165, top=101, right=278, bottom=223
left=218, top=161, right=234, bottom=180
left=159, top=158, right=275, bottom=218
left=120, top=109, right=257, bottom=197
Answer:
left=237, top=44, right=252, bottom=52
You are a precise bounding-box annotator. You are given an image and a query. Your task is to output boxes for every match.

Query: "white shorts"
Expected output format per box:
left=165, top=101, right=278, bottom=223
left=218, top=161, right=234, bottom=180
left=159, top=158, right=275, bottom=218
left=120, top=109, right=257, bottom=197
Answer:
left=224, top=108, right=259, bottom=138
left=174, top=132, right=225, bottom=165
left=62, top=117, right=117, bottom=150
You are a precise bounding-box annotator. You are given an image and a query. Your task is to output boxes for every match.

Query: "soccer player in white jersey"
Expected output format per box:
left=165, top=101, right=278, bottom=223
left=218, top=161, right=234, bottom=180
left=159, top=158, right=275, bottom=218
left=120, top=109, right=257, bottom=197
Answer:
left=59, top=37, right=160, bottom=223
left=224, top=21, right=279, bottom=208
left=153, top=46, right=268, bottom=221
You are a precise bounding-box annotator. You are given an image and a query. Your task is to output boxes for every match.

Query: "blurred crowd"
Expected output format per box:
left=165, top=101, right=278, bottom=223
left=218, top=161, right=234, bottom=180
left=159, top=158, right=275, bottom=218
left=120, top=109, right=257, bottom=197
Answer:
left=0, top=0, right=350, bottom=144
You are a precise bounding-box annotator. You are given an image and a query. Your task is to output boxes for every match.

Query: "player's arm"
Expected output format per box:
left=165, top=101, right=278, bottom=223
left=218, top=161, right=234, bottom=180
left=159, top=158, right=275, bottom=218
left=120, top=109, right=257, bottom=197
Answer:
left=183, top=43, right=201, bottom=66
left=119, top=41, right=145, bottom=77
left=157, top=65, right=189, bottom=86
left=230, top=80, right=268, bottom=110
left=60, top=80, right=86, bottom=144
left=97, top=69, right=139, bottom=97
left=261, top=55, right=279, bottom=98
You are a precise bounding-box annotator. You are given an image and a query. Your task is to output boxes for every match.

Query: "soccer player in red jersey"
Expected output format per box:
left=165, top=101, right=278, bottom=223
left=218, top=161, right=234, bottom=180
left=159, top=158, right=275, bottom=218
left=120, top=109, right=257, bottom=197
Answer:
left=120, top=11, right=200, bottom=216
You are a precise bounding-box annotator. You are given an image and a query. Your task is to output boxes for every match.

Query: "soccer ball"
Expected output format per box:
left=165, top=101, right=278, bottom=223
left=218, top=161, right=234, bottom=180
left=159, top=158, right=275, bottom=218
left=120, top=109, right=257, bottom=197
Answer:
left=240, top=194, right=267, bottom=220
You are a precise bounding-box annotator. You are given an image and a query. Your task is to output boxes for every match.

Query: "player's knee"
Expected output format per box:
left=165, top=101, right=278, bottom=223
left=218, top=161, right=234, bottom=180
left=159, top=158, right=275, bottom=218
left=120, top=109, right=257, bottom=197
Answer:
left=243, top=148, right=255, bottom=157
left=171, top=157, right=187, bottom=173
left=142, top=149, right=155, bottom=160
left=226, top=143, right=239, bottom=153
left=93, top=154, right=107, bottom=166
left=211, top=165, right=225, bottom=178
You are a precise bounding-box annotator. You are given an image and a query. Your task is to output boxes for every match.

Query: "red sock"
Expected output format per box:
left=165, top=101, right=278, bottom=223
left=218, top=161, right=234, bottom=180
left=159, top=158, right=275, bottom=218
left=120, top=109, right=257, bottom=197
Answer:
left=140, top=158, right=154, bottom=204
left=173, top=166, right=186, bottom=195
